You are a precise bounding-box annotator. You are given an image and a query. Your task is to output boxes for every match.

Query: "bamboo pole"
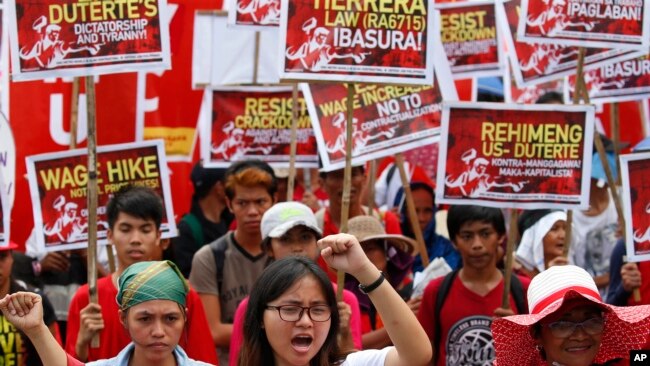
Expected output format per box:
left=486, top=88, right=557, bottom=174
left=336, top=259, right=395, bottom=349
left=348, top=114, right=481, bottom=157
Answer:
left=395, top=154, right=429, bottom=267
left=565, top=47, right=587, bottom=256
left=366, top=160, right=376, bottom=213
left=70, top=78, right=80, bottom=149
left=85, top=77, right=100, bottom=349
left=252, top=32, right=261, bottom=85
left=287, top=84, right=299, bottom=200
left=610, top=103, right=622, bottom=186
left=337, top=84, right=355, bottom=301
left=501, top=210, right=518, bottom=309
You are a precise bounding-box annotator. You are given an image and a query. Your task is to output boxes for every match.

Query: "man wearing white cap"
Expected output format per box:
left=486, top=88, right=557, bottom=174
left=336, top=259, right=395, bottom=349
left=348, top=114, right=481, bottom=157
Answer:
left=228, top=201, right=363, bottom=365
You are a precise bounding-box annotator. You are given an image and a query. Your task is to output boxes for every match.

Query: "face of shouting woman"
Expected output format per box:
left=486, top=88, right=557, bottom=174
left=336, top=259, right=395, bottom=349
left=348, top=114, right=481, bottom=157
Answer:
left=263, top=275, right=332, bottom=366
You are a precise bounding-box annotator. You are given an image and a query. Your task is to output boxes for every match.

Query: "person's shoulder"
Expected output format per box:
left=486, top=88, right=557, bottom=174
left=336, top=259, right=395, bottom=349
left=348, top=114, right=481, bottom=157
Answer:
left=422, top=274, right=446, bottom=297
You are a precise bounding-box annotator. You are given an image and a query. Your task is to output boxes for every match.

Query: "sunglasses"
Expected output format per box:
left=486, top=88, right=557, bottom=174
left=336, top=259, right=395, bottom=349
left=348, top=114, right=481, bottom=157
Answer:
left=544, top=317, right=605, bottom=338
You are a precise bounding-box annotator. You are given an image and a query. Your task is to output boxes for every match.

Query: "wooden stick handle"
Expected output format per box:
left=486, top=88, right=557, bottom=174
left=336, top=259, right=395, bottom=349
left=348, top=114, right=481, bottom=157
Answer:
left=501, top=211, right=518, bottom=309
left=337, top=84, right=355, bottom=302
left=395, top=154, right=429, bottom=267
left=85, top=78, right=100, bottom=349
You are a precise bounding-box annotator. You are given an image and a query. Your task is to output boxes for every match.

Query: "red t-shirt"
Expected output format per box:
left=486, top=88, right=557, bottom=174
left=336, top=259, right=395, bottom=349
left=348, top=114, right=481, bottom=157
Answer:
left=65, top=276, right=218, bottom=364
left=417, top=273, right=530, bottom=366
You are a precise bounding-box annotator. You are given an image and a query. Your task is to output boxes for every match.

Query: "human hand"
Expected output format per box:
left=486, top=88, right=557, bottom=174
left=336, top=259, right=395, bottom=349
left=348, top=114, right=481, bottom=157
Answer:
left=493, top=307, right=515, bottom=318
left=547, top=256, right=569, bottom=268
left=301, top=191, right=321, bottom=212
left=77, top=303, right=104, bottom=346
left=406, top=296, right=422, bottom=315
left=337, top=301, right=351, bottom=332
left=0, top=292, right=44, bottom=335
left=621, top=262, right=642, bottom=292
left=40, top=252, right=71, bottom=273
left=318, top=234, right=373, bottom=279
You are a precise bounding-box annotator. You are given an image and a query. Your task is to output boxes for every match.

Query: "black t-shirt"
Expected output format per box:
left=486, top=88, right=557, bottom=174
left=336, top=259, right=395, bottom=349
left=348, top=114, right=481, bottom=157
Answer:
left=0, top=281, right=57, bottom=366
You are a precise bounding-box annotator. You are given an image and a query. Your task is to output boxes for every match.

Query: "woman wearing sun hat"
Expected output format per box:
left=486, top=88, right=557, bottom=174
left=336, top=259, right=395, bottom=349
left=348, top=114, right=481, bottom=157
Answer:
left=345, top=215, right=418, bottom=349
left=0, top=260, right=213, bottom=366
left=492, top=265, right=650, bottom=366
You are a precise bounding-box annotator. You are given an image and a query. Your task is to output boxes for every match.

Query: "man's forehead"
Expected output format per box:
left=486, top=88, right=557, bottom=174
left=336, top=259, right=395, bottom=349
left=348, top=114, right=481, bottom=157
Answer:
left=115, top=212, right=156, bottom=226
left=459, top=220, right=495, bottom=232
left=232, top=185, right=272, bottom=200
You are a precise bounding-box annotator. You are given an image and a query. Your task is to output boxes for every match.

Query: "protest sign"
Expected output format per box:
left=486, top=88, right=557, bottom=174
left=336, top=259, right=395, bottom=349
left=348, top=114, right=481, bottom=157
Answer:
left=7, top=0, right=171, bottom=81
left=305, top=82, right=445, bottom=171
left=503, top=68, right=564, bottom=104
left=137, top=1, right=218, bottom=162
left=201, top=86, right=318, bottom=168
left=498, top=0, right=643, bottom=88
left=517, top=0, right=650, bottom=49
left=0, top=175, right=8, bottom=247
left=26, top=140, right=176, bottom=252
left=621, top=152, right=650, bottom=261
left=279, top=0, right=434, bottom=85
left=436, top=102, right=595, bottom=209
left=0, top=114, right=15, bottom=208
left=193, top=12, right=280, bottom=86
left=437, top=1, right=504, bottom=79
left=228, top=0, right=280, bottom=28
left=566, top=54, right=650, bottom=104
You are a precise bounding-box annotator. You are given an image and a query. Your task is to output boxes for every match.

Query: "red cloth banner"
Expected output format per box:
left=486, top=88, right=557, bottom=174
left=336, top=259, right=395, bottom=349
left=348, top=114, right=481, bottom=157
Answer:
left=279, top=0, right=434, bottom=85
left=621, top=152, right=650, bottom=261
left=436, top=102, right=595, bottom=209
left=304, top=82, right=443, bottom=171
left=25, top=140, right=176, bottom=252
left=517, top=0, right=650, bottom=49
left=7, top=0, right=171, bottom=81
left=498, top=0, right=643, bottom=88
left=438, top=1, right=503, bottom=79
left=566, top=54, right=650, bottom=104
left=228, top=0, right=281, bottom=28
left=202, top=87, right=318, bottom=168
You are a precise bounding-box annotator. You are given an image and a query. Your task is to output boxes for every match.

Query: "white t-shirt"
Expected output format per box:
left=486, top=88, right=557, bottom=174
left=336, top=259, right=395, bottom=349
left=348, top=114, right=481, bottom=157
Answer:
left=341, top=347, right=392, bottom=365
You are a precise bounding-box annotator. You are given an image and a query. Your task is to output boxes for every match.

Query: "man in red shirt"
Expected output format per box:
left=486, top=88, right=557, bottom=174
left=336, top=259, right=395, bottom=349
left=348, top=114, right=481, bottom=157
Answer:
left=65, top=186, right=217, bottom=364
left=417, top=205, right=530, bottom=366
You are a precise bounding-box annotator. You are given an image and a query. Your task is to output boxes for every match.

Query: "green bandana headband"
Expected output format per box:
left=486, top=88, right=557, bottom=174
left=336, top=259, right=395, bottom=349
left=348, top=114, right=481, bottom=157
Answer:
left=117, top=261, right=189, bottom=310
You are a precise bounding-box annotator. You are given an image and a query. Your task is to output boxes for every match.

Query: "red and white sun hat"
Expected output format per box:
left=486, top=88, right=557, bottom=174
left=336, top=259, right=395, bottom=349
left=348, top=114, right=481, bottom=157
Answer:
left=492, top=265, right=650, bottom=366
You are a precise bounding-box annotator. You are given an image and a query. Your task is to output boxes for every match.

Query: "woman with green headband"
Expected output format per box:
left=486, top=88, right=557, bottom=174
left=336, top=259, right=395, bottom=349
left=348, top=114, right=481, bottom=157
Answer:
left=0, top=260, right=213, bottom=366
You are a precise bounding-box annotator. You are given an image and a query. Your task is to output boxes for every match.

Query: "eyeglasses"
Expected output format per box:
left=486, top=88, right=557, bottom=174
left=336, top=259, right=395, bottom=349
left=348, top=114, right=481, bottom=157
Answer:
left=545, top=317, right=605, bottom=338
left=266, top=305, right=332, bottom=322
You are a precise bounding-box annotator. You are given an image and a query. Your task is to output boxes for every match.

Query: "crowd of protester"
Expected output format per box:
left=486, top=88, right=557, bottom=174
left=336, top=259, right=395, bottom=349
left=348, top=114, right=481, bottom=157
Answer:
left=1, top=93, right=650, bottom=366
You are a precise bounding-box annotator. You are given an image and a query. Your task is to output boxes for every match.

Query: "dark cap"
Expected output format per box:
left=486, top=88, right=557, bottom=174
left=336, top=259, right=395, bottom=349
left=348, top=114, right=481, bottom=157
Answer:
left=191, top=163, right=226, bottom=198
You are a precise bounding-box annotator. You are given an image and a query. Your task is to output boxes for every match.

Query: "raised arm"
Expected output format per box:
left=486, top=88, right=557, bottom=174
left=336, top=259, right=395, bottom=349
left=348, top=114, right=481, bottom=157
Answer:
left=318, top=234, right=432, bottom=366
left=0, top=292, right=68, bottom=366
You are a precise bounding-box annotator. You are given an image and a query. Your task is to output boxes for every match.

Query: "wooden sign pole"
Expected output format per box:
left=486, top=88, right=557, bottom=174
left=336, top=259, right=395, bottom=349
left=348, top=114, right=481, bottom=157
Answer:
left=395, top=154, right=429, bottom=267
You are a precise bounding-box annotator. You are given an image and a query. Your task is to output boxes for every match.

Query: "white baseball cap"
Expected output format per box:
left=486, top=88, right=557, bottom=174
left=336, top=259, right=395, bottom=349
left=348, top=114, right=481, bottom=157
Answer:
left=261, top=202, right=322, bottom=240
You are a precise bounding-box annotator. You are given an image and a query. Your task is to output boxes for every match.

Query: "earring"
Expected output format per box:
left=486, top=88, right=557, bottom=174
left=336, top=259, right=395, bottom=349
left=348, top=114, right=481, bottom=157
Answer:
left=535, top=344, right=543, bottom=352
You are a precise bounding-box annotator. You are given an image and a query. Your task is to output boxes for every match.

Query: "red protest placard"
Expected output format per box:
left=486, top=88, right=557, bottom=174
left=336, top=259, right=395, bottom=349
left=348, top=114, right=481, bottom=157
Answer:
left=498, top=0, right=643, bottom=88
left=506, top=76, right=564, bottom=104
left=304, top=82, right=445, bottom=171
left=202, top=87, right=318, bottom=168
left=279, top=0, right=434, bottom=85
left=566, top=54, right=650, bottom=104
left=7, top=0, right=171, bottom=81
left=228, top=0, right=281, bottom=28
left=26, top=141, right=176, bottom=252
left=517, top=0, right=650, bottom=49
left=437, top=1, right=503, bottom=79
left=621, top=152, right=650, bottom=261
left=436, top=102, right=595, bottom=209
